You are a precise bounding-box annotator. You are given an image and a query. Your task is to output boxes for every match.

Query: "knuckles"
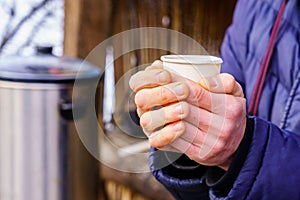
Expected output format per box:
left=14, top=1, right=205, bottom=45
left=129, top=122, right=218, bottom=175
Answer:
left=149, top=132, right=174, bottom=149
left=177, top=101, right=190, bottom=119
left=148, top=122, right=185, bottom=149
left=129, top=71, right=144, bottom=92
left=223, top=73, right=236, bottom=93
left=213, top=139, right=227, bottom=154
left=225, top=96, right=246, bottom=119
left=139, top=112, right=151, bottom=130
left=159, top=86, right=171, bottom=103
left=191, top=86, right=206, bottom=104
left=134, top=90, right=147, bottom=109
left=140, top=101, right=190, bottom=133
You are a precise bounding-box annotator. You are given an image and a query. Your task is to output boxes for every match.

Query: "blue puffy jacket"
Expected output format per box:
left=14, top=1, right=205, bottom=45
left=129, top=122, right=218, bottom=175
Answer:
left=150, top=0, right=300, bottom=199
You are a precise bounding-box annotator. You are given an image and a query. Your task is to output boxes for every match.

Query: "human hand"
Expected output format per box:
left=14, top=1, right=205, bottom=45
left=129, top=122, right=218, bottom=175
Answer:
left=129, top=60, right=247, bottom=171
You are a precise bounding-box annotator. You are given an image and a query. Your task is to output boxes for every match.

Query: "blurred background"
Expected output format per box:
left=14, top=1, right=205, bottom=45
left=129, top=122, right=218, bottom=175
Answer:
left=0, top=0, right=64, bottom=57
left=0, top=0, right=237, bottom=200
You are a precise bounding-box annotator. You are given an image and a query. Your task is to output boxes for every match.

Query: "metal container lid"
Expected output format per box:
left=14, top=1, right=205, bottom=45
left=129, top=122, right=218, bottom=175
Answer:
left=0, top=55, right=101, bottom=83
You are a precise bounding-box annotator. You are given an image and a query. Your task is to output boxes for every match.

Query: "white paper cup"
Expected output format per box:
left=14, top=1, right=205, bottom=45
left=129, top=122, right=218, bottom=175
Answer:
left=161, top=55, right=223, bottom=82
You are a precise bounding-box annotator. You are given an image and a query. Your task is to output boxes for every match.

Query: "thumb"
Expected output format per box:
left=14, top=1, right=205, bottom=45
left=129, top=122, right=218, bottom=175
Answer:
left=199, top=73, right=244, bottom=97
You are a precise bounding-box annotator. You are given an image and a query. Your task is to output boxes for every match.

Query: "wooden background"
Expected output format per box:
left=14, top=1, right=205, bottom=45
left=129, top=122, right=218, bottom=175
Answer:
left=63, top=0, right=237, bottom=199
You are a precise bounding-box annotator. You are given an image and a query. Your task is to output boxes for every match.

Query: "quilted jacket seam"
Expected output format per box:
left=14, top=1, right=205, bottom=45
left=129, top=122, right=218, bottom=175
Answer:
left=280, top=69, right=300, bottom=129
left=260, top=0, right=300, bottom=33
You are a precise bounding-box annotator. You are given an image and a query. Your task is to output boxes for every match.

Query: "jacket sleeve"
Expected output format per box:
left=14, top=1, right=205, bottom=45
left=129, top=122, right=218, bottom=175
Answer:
left=149, top=149, right=210, bottom=200
left=209, top=116, right=300, bottom=199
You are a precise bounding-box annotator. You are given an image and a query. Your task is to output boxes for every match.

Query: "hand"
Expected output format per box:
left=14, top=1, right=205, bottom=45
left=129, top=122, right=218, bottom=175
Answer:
left=129, top=60, right=247, bottom=171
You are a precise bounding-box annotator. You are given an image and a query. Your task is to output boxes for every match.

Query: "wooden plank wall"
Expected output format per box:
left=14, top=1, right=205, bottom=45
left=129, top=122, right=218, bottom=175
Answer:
left=64, top=0, right=111, bottom=200
left=64, top=0, right=237, bottom=200
left=110, top=0, right=238, bottom=79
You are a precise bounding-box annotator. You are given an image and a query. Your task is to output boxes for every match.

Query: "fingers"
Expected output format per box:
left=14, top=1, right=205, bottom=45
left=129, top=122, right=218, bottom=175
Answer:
left=140, top=101, right=188, bottom=132
left=145, top=60, right=163, bottom=70
left=134, top=82, right=189, bottom=110
left=147, top=121, right=185, bottom=149
left=129, top=60, right=169, bottom=92
left=169, top=118, right=242, bottom=168
left=129, top=69, right=171, bottom=92
left=135, top=73, right=243, bottom=124
left=147, top=119, right=220, bottom=164
left=169, top=138, right=213, bottom=166
left=174, top=79, right=227, bottom=114
left=144, top=114, right=221, bottom=152
left=131, top=61, right=230, bottom=113
left=136, top=107, right=145, bottom=118
left=135, top=80, right=219, bottom=114
left=131, top=67, right=244, bottom=116
left=140, top=101, right=216, bottom=133
left=199, top=73, right=244, bottom=97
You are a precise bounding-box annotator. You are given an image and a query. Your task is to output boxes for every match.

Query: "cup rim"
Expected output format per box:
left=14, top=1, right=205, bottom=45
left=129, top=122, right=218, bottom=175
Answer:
left=160, top=55, right=223, bottom=65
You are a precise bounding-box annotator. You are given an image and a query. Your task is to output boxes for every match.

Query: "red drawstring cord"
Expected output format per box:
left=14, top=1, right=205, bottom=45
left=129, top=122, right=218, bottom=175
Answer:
left=248, top=0, right=286, bottom=116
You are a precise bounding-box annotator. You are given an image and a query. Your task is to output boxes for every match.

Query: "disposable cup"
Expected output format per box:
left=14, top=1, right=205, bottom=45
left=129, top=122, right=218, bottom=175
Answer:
left=160, top=55, right=223, bottom=82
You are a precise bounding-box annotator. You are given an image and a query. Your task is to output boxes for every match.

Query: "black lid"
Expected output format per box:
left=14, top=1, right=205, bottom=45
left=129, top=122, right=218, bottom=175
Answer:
left=0, top=55, right=101, bottom=83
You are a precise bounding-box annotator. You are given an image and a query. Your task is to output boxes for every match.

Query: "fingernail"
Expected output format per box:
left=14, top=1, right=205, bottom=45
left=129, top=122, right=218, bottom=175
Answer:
left=158, top=72, right=168, bottom=83
left=174, top=104, right=183, bottom=114
left=174, top=83, right=185, bottom=96
left=199, top=79, right=209, bottom=90
left=152, top=60, right=162, bottom=66
left=173, top=122, right=183, bottom=132
left=199, top=78, right=217, bottom=90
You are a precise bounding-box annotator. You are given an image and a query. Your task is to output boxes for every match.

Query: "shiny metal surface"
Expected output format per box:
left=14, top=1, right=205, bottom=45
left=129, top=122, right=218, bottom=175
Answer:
left=0, top=80, right=95, bottom=200
left=0, top=55, right=101, bottom=82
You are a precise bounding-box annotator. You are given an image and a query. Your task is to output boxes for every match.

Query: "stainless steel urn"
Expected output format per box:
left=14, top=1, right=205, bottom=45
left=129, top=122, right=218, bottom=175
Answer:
left=0, top=55, right=101, bottom=200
